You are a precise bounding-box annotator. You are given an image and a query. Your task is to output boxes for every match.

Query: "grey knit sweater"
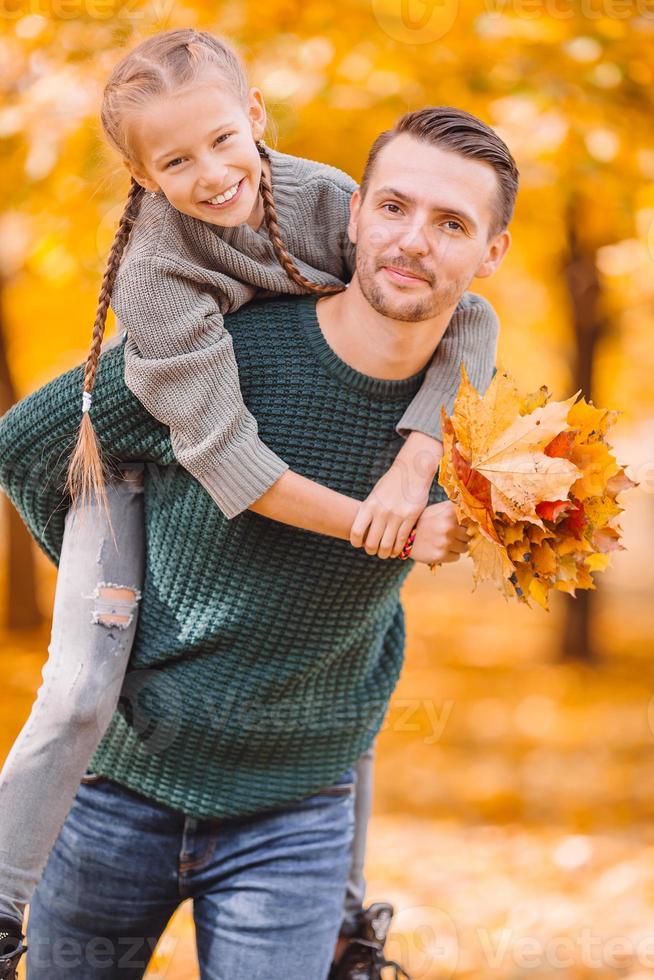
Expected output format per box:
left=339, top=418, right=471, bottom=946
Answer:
left=112, top=144, right=499, bottom=519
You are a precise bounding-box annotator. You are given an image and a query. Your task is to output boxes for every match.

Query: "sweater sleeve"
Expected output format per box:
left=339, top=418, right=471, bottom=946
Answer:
left=113, top=254, right=290, bottom=520
left=395, top=292, right=499, bottom=441
left=0, top=343, right=173, bottom=565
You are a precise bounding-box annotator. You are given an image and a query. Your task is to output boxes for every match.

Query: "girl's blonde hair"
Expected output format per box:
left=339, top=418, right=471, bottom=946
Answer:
left=69, top=28, right=342, bottom=506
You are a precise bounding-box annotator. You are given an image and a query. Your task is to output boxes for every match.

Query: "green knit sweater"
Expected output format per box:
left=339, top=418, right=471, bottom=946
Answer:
left=0, top=296, right=447, bottom=819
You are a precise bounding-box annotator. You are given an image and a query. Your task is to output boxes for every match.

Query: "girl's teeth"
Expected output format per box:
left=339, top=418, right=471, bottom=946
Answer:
left=207, top=182, right=239, bottom=205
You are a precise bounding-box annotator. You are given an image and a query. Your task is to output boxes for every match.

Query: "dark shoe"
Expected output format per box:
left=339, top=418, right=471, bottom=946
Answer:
left=0, top=919, right=26, bottom=980
left=329, top=902, right=411, bottom=979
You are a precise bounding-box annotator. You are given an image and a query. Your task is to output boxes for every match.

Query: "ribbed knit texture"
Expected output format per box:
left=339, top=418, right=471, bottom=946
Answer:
left=112, top=144, right=499, bottom=518
left=0, top=296, right=451, bottom=820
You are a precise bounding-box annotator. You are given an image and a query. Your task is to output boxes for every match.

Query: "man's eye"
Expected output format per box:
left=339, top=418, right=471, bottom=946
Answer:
left=443, top=219, right=464, bottom=232
left=382, top=203, right=402, bottom=214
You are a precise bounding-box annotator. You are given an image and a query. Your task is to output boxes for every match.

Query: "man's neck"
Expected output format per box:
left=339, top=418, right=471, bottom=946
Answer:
left=316, top=275, right=457, bottom=381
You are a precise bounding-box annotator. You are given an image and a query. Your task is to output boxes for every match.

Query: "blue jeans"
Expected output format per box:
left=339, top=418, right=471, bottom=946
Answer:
left=26, top=768, right=356, bottom=979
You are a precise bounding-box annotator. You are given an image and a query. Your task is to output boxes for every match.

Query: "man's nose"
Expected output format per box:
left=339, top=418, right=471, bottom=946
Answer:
left=396, top=219, right=430, bottom=257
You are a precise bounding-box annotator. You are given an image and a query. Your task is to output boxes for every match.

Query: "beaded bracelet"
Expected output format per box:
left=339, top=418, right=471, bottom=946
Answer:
left=399, top=522, right=419, bottom=560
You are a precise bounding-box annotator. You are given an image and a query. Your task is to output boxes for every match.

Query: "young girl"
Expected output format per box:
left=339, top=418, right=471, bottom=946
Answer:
left=0, top=28, right=498, bottom=978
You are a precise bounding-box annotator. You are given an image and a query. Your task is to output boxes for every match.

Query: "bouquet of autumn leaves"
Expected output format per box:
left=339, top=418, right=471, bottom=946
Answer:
left=437, top=367, right=637, bottom=610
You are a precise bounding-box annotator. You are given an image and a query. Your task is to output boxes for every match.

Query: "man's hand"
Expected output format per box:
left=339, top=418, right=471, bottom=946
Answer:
left=350, top=433, right=444, bottom=559
left=410, top=500, right=471, bottom=566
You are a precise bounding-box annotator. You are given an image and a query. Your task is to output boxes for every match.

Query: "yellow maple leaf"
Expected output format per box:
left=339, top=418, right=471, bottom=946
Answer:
left=450, top=365, right=523, bottom=461
left=554, top=580, right=578, bottom=596
left=528, top=578, right=550, bottom=610
left=511, top=563, right=551, bottom=609
left=490, top=483, right=544, bottom=525
left=502, top=524, right=527, bottom=546
left=566, top=399, right=619, bottom=442
left=531, top=541, right=558, bottom=577
left=477, top=390, right=580, bottom=463
left=484, top=453, right=579, bottom=524
left=554, top=536, right=588, bottom=557
left=556, top=556, right=582, bottom=582
left=583, top=494, right=623, bottom=527
left=467, top=529, right=515, bottom=591
left=575, top=563, right=596, bottom=590
left=568, top=440, right=620, bottom=500
left=520, top=385, right=551, bottom=415
left=508, top=540, right=531, bottom=563
left=584, top=553, right=611, bottom=573
left=525, top=525, right=556, bottom=546
left=512, top=562, right=535, bottom=600
left=453, top=370, right=583, bottom=520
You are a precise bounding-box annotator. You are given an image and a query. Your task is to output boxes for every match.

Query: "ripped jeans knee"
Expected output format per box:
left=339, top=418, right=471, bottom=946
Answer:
left=47, top=461, right=146, bottom=682
left=89, top=583, right=142, bottom=631
left=38, top=467, right=146, bottom=733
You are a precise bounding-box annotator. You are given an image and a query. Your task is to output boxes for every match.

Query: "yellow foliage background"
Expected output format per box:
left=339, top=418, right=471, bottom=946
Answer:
left=1, top=2, right=654, bottom=977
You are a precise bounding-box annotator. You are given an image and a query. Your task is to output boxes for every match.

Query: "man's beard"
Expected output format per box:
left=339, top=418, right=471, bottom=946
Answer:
left=357, top=251, right=467, bottom=322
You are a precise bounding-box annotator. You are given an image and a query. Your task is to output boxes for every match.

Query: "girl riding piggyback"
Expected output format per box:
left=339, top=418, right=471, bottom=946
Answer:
left=0, top=28, right=498, bottom=979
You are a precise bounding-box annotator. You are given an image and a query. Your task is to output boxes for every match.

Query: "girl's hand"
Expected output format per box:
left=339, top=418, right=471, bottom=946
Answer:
left=410, top=501, right=471, bottom=566
left=350, top=433, right=444, bottom=559
left=350, top=463, right=432, bottom=559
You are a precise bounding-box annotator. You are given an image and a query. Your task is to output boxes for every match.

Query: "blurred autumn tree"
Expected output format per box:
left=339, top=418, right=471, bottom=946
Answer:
left=0, top=15, right=125, bottom=626
left=1, top=1, right=652, bottom=652
left=0, top=282, right=40, bottom=627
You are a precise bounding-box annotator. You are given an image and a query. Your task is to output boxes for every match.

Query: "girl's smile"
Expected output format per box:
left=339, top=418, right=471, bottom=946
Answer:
left=199, top=175, right=246, bottom=209
left=124, top=82, right=267, bottom=231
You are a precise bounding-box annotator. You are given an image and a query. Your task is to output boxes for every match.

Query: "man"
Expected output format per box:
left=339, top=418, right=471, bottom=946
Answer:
left=0, top=106, right=516, bottom=979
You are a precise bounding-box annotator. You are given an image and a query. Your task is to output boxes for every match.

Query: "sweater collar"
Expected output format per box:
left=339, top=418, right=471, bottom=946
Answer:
left=297, top=297, right=429, bottom=399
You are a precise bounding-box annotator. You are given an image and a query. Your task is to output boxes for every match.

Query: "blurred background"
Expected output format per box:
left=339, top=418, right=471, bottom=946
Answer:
left=1, top=0, right=654, bottom=976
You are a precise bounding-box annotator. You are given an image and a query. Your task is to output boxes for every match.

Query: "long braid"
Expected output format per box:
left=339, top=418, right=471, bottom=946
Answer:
left=256, top=141, right=344, bottom=297
left=67, top=177, right=145, bottom=506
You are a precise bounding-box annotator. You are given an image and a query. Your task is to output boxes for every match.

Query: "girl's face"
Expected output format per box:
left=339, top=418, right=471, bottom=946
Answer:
left=125, top=81, right=267, bottom=230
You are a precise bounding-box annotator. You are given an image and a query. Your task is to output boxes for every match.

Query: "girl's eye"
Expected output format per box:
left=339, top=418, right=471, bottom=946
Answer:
left=164, top=133, right=233, bottom=169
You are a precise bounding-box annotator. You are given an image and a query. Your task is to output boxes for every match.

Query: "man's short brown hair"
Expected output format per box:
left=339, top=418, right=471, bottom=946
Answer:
left=360, top=106, right=519, bottom=237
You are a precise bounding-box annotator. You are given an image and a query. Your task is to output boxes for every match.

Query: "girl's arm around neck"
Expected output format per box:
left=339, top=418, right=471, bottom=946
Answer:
left=249, top=469, right=358, bottom=540
left=0, top=348, right=363, bottom=558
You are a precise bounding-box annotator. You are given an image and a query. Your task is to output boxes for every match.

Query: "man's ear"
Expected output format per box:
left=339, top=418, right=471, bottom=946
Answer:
left=123, top=158, right=160, bottom=194
left=348, top=188, right=362, bottom=245
left=475, top=228, right=511, bottom=279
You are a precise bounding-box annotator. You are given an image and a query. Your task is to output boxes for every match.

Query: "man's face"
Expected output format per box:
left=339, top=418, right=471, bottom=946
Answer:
left=349, top=134, right=510, bottom=322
